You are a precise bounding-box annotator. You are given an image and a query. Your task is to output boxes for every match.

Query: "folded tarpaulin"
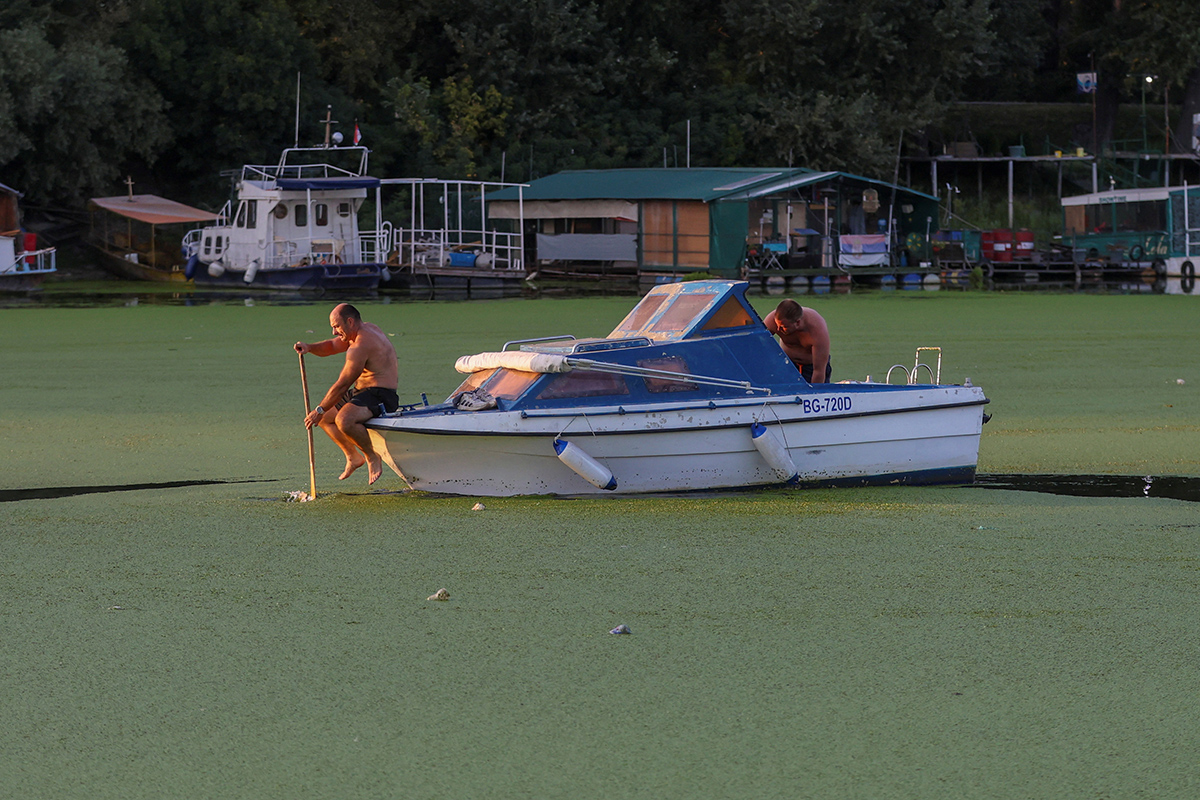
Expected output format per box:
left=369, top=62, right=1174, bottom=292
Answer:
left=455, top=352, right=572, bottom=374
left=536, top=233, right=637, bottom=262
left=839, top=234, right=888, bottom=254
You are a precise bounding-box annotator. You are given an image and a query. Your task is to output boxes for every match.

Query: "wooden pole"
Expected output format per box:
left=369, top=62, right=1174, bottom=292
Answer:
left=299, top=352, right=317, bottom=499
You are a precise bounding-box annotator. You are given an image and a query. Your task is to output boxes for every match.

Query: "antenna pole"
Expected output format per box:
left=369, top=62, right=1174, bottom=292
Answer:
left=294, top=73, right=301, bottom=148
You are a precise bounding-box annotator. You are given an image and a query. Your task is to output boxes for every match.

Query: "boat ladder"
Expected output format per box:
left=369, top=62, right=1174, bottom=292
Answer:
left=885, top=347, right=942, bottom=385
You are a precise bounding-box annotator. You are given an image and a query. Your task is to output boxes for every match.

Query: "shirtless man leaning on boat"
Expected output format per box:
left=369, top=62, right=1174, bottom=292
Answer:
left=763, top=299, right=832, bottom=383
left=295, top=303, right=399, bottom=485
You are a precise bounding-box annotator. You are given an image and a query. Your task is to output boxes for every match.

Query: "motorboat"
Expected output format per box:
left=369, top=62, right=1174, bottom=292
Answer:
left=367, top=280, right=989, bottom=496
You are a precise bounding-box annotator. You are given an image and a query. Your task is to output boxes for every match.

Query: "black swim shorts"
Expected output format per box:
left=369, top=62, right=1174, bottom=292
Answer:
left=347, top=386, right=400, bottom=418
left=800, top=360, right=833, bottom=384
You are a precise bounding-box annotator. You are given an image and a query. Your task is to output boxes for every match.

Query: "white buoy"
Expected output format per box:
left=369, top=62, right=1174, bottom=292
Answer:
left=242, top=260, right=259, bottom=284
left=751, top=422, right=799, bottom=484
left=207, top=259, right=225, bottom=278
left=553, top=438, right=617, bottom=490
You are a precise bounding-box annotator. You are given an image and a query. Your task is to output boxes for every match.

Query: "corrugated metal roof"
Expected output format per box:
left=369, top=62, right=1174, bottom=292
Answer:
left=488, top=168, right=936, bottom=203
left=489, top=168, right=817, bottom=202
left=89, top=195, right=220, bottom=225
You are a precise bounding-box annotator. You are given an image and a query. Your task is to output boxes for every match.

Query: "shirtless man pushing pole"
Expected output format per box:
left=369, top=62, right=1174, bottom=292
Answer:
left=295, top=304, right=399, bottom=485
left=763, top=299, right=832, bottom=384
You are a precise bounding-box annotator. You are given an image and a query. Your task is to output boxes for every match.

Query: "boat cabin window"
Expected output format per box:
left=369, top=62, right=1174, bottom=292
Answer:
left=315, top=203, right=328, bottom=227
left=203, top=235, right=224, bottom=256
left=273, top=203, right=289, bottom=220
left=295, top=204, right=307, bottom=227
left=536, top=371, right=629, bottom=400
left=337, top=202, right=352, bottom=217
left=638, top=356, right=698, bottom=392
left=235, top=201, right=258, bottom=229
left=1080, top=200, right=1167, bottom=233
left=701, top=297, right=754, bottom=331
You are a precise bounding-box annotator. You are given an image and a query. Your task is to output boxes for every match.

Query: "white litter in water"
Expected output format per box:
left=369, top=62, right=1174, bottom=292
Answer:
left=471, top=502, right=485, bottom=511
left=286, top=490, right=314, bottom=502
left=428, top=588, right=450, bottom=601
left=1177, top=379, right=1186, bottom=385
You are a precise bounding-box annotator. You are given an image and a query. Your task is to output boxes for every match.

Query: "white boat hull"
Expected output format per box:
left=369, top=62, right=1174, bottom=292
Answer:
left=367, top=385, right=986, bottom=496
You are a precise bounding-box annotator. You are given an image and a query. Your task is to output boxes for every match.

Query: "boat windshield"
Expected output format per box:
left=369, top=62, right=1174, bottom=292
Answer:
left=610, top=289, right=722, bottom=340
left=449, top=368, right=539, bottom=401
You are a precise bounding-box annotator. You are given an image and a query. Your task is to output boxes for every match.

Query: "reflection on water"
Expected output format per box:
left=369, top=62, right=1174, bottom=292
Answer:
left=974, top=473, right=1200, bottom=503
left=7, top=274, right=1193, bottom=309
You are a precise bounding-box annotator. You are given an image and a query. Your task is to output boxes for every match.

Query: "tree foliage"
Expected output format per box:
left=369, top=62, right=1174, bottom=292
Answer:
left=0, top=23, right=169, bottom=205
left=4, top=0, right=1200, bottom=208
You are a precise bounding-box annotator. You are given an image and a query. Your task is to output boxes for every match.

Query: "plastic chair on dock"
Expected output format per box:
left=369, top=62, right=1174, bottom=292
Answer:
left=761, top=242, right=788, bottom=269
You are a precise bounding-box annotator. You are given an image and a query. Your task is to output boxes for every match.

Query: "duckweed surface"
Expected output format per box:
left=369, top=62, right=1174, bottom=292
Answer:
left=2, top=289, right=1198, bottom=798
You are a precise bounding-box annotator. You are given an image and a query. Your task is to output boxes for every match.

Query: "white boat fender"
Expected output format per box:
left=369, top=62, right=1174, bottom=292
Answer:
left=751, top=422, right=799, bottom=484
left=553, top=438, right=617, bottom=490
left=243, top=259, right=259, bottom=284
left=207, top=258, right=225, bottom=278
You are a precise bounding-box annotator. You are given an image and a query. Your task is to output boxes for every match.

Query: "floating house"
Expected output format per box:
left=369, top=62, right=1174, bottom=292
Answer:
left=1061, top=184, right=1200, bottom=295
left=486, top=168, right=939, bottom=283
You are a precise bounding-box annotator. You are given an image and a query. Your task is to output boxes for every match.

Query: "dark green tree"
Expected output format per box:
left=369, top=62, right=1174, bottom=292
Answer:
left=114, top=0, right=336, bottom=200
left=0, top=23, right=169, bottom=205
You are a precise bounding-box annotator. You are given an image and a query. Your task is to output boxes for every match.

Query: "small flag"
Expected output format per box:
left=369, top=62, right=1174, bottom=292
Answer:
left=353, top=122, right=362, bottom=145
left=1077, top=72, right=1097, bottom=94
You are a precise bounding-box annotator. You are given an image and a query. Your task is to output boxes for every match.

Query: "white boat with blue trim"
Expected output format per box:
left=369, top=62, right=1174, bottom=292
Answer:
left=1, top=182, right=56, bottom=292
left=185, top=119, right=386, bottom=291
left=367, top=280, right=989, bottom=496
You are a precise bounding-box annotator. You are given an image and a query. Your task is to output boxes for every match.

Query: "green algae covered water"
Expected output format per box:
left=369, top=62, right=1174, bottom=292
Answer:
left=2, top=289, right=1198, bottom=798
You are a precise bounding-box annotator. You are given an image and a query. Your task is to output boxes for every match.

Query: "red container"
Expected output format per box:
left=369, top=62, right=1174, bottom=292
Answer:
left=981, top=230, right=996, bottom=260
left=22, top=232, right=37, bottom=265
left=1014, top=229, right=1035, bottom=261
left=991, top=229, right=1013, bottom=262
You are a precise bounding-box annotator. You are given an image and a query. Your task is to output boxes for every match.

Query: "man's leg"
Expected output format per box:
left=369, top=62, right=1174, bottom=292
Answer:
left=335, top=403, right=383, bottom=484
left=318, top=413, right=367, bottom=480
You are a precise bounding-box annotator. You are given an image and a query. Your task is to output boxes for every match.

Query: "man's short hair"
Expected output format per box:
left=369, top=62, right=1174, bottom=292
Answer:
left=775, top=299, right=803, bottom=323
left=334, top=303, right=362, bottom=322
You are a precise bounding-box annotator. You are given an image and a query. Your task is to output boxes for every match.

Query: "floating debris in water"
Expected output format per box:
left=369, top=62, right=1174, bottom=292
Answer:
left=428, top=588, right=450, bottom=601
left=1177, top=378, right=1186, bottom=385
left=286, top=490, right=314, bottom=502
left=609, top=624, right=631, bottom=635
left=471, top=502, right=485, bottom=511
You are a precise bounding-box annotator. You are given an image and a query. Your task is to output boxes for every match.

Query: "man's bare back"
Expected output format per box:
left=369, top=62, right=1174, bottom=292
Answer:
left=764, top=300, right=832, bottom=383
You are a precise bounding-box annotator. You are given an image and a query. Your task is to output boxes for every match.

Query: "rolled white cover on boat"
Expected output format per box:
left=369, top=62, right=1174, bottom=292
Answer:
left=455, top=352, right=572, bottom=374
left=751, top=422, right=800, bottom=484
left=553, top=438, right=617, bottom=490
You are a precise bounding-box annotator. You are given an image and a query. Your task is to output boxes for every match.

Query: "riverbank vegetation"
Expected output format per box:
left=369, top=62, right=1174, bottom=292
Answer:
left=4, top=0, right=1200, bottom=216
